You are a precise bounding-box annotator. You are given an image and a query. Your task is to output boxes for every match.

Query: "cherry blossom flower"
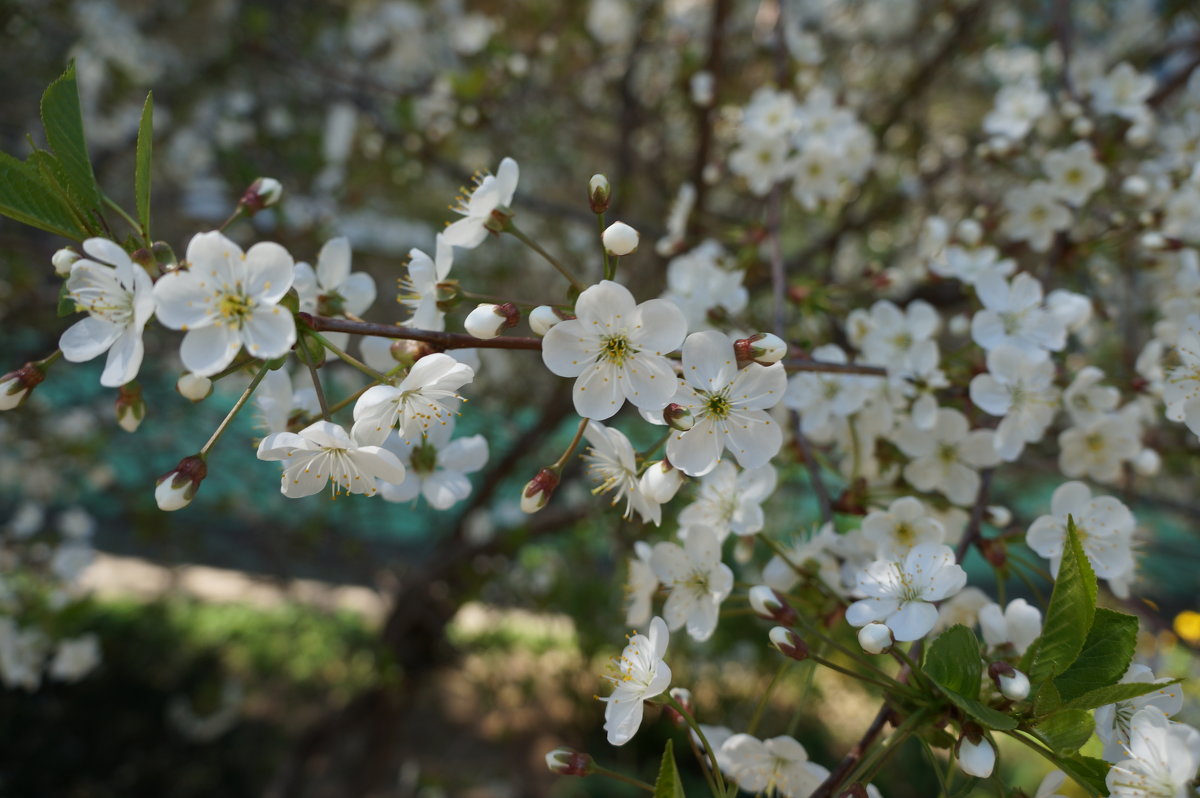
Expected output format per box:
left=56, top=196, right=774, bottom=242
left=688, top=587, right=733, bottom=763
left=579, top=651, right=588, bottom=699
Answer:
left=978, top=598, right=1042, bottom=656
left=1042, top=141, right=1107, bottom=206
left=153, top=231, right=296, bottom=377
left=583, top=421, right=663, bottom=524
left=650, top=526, right=734, bottom=641
left=972, top=271, right=1066, bottom=360
left=784, top=344, right=870, bottom=435
left=59, top=238, right=155, bottom=387
left=1163, top=314, right=1200, bottom=436
left=661, top=241, right=747, bottom=330
left=1002, top=182, right=1072, bottom=252
left=892, top=408, right=1000, bottom=506
left=1064, top=366, right=1120, bottom=426
left=624, top=541, right=658, bottom=627
left=254, top=369, right=320, bottom=434
left=984, top=80, right=1049, bottom=140
left=257, top=420, right=407, bottom=498
left=1095, top=664, right=1185, bottom=763
left=677, top=461, right=777, bottom=541
left=542, top=280, right=686, bottom=420
left=1106, top=709, right=1200, bottom=798
left=861, top=496, right=945, bottom=559
left=1026, top=481, right=1136, bottom=582
left=599, top=616, right=671, bottom=746
left=1058, top=410, right=1142, bottom=485
left=377, top=421, right=488, bottom=510
left=845, top=543, right=967, bottom=642
left=720, top=734, right=830, bottom=797
left=860, top=299, right=940, bottom=369
left=442, top=157, right=518, bottom=249
left=1090, top=62, right=1154, bottom=121
left=665, top=331, right=787, bottom=477
left=351, top=353, right=475, bottom=446
left=398, top=235, right=454, bottom=331
left=969, top=344, right=1060, bottom=461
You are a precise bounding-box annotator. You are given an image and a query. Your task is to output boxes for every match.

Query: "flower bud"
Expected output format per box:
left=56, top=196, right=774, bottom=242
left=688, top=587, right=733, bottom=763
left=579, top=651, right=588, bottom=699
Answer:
left=985, top=505, right=1011, bottom=528
left=155, top=455, right=207, bottom=512
left=240, top=177, right=283, bottom=214
left=749, top=585, right=796, bottom=624
left=735, top=333, right=788, bottom=365
left=528, top=305, right=571, bottom=336
left=115, top=382, right=145, bottom=433
left=1133, top=447, right=1161, bottom=476
left=1122, top=175, right=1150, bottom=199
left=588, top=174, right=611, bottom=213
left=639, top=460, right=682, bottom=504
left=602, top=221, right=639, bottom=256
left=52, top=248, right=80, bottom=277
left=957, top=729, right=996, bottom=778
left=663, top=403, right=694, bottom=431
left=520, top=467, right=560, bottom=513
left=465, top=302, right=520, bottom=340
left=665, top=687, right=693, bottom=726
left=769, top=626, right=809, bottom=660
left=545, top=747, right=593, bottom=777
left=857, top=622, right=894, bottom=655
left=176, top=373, right=213, bottom=403
left=956, top=218, right=983, bottom=247
left=0, top=362, right=47, bottom=411
left=988, top=661, right=1030, bottom=701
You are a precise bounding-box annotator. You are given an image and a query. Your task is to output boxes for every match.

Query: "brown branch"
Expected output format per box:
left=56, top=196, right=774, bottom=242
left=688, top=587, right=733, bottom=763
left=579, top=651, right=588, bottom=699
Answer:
left=783, top=358, right=887, bottom=376
left=303, top=314, right=542, bottom=351
left=956, top=467, right=995, bottom=562
left=686, top=0, right=731, bottom=238
left=810, top=704, right=893, bottom=798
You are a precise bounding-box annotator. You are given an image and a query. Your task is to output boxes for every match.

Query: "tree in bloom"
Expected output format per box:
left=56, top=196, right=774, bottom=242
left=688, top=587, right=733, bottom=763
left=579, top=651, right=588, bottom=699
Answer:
left=153, top=231, right=296, bottom=376
left=541, top=280, right=686, bottom=420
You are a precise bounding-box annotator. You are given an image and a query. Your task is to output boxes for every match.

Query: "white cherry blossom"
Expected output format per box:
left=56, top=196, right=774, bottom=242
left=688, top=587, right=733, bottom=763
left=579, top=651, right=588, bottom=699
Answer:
left=650, top=526, right=734, bottom=642
left=59, top=238, right=155, bottom=387
left=1042, top=141, right=1106, bottom=206
left=1002, top=181, right=1071, bottom=252
left=861, top=496, right=945, bottom=559
left=677, top=461, right=777, bottom=541
left=665, top=331, right=787, bottom=477
left=542, top=280, right=686, bottom=420
left=720, top=734, right=830, bottom=798
left=892, top=408, right=1000, bottom=506
left=153, top=231, right=296, bottom=376
left=257, top=420, right=407, bottom=498
left=292, top=236, right=376, bottom=349
left=442, top=156, right=518, bottom=249
left=1095, top=664, right=1185, bottom=764
left=399, top=235, right=454, bottom=331
left=599, top=616, right=671, bottom=746
left=1163, top=314, right=1200, bottom=436
left=972, top=271, right=1066, bottom=359
left=351, top=353, right=475, bottom=446
left=1106, top=709, right=1200, bottom=798
left=969, top=344, right=1060, bottom=461
left=978, top=598, right=1042, bottom=655
left=583, top=421, right=663, bottom=525
left=1026, top=481, right=1136, bottom=581
left=624, top=541, right=658, bottom=627
left=784, top=344, right=870, bottom=435
left=845, top=543, right=967, bottom=642
left=377, top=421, right=487, bottom=510
left=1058, top=409, right=1142, bottom=485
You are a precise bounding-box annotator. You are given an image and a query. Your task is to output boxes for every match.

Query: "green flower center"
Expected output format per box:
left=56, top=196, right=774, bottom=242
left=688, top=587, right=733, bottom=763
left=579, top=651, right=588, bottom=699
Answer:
left=601, top=334, right=634, bottom=366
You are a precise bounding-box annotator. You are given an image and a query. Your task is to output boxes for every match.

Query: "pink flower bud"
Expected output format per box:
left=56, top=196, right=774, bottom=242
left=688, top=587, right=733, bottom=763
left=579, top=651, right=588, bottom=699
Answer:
left=0, top=362, right=47, bottom=411
left=240, top=177, right=283, bottom=214
left=663, top=403, right=694, bottom=432
left=545, top=747, right=593, bottom=776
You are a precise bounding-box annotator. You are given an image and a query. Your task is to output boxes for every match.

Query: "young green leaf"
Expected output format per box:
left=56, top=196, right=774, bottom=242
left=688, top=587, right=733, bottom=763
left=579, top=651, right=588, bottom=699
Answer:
left=1029, top=517, right=1097, bottom=684
left=135, top=92, right=153, bottom=237
left=1056, top=753, right=1110, bottom=797
left=39, top=63, right=100, bottom=212
left=925, top=625, right=983, bottom=698
left=0, top=152, right=87, bottom=240
left=1032, top=709, right=1094, bottom=755
left=1054, top=608, right=1138, bottom=702
left=1063, top=678, right=1184, bottom=712
left=653, top=739, right=686, bottom=798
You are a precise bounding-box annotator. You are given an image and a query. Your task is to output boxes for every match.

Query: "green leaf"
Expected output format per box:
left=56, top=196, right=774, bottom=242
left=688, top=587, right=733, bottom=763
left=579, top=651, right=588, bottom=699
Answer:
left=653, top=739, right=686, bottom=798
left=1032, top=709, right=1094, bottom=755
left=1034, top=680, right=1062, bottom=717
left=1055, top=609, right=1138, bottom=702
left=40, top=63, right=100, bottom=211
left=925, top=625, right=983, bottom=698
left=0, top=151, right=87, bottom=239
left=941, top=690, right=1019, bottom=731
left=135, top=92, right=153, bottom=237
left=1057, top=753, right=1110, bottom=797
left=1063, top=679, right=1184, bottom=712
left=1030, top=518, right=1097, bottom=684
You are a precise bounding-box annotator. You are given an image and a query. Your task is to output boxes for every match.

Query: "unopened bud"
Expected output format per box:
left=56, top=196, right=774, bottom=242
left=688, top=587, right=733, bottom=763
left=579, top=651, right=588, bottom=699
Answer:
left=521, top=467, right=560, bottom=513
left=0, top=362, right=47, bottom=411
left=465, top=302, right=520, bottom=339
left=663, top=403, right=695, bottom=432
left=155, top=455, right=207, bottom=512
left=749, top=585, right=796, bottom=624
left=529, top=305, right=571, bottom=336
left=240, top=177, right=283, bottom=214
left=988, top=662, right=1030, bottom=701
left=1140, top=232, right=1168, bottom=251
left=589, top=174, right=611, bottom=214
left=1133, top=447, right=1161, bottom=476
left=857, top=622, right=894, bottom=654
left=1071, top=117, right=1094, bottom=138
left=665, top=687, right=693, bottom=726
left=985, top=505, right=1011, bottom=528
left=115, top=382, right=145, bottom=433
left=52, top=248, right=80, bottom=277
left=956, top=219, right=983, bottom=247
left=735, top=333, right=788, bottom=365
left=602, top=221, right=640, bottom=256
left=389, top=339, right=428, bottom=369
left=957, top=728, right=995, bottom=778
left=176, top=373, right=213, bottom=402
left=545, top=747, right=594, bottom=777
left=639, top=460, right=682, bottom=503
left=769, top=626, right=809, bottom=660
left=1122, top=175, right=1150, bottom=199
